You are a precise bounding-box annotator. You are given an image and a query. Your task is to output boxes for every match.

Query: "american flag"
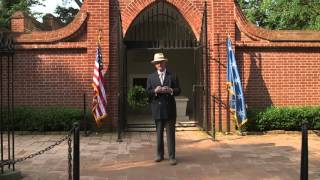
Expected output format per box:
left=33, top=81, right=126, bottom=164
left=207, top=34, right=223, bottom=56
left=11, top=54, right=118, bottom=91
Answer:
left=92, top=46, right=107, bottom=124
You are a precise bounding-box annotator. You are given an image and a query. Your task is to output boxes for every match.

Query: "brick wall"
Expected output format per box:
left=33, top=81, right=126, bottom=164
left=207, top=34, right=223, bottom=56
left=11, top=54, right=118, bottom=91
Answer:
left=8, top=0, right=320, bottom=132
left=237, top=47, right=320, bottom=107
left=14, top=49, right=90, bottom=108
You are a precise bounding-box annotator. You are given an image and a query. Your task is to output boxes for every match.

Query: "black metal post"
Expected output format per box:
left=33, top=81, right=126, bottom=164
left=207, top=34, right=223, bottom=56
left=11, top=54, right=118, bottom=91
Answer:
left=7, top=56, right=11, bottom=169
left=192, top=46, right=196, bottom=122
left=117, top=93, right=122, bottom=142
left=0, top=56, right=3, bottom=174
left=300, top=122, right=308, bottom=180
left=205, top=1, right=209, bottom=133
left=117, top=13, right=123, bottom=142
left=11, top=56, right=15, bottom=170
left=212, top=96, right=216, bottom=141
left=73, top=122, right=80, bottom=180
left=226, top=86, right=231, bottom=133
left=83, top=93, right=88, bottom=136
left=10, top=55, right=15, bottom=170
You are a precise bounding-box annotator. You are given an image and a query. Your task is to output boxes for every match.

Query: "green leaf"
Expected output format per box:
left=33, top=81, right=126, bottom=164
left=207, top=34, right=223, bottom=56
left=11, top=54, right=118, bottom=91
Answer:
left=237, top=0, right=320, bottom=30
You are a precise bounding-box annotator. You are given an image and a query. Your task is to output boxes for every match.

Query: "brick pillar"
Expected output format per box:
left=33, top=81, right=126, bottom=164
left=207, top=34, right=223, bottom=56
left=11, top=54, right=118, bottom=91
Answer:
left=211, top=0, right=236, bottom=132
left=109, top=0, right=121, bottom=130
left=87, top=0, right=116, bottom=130
left=10, top=11, right=26, bottom=32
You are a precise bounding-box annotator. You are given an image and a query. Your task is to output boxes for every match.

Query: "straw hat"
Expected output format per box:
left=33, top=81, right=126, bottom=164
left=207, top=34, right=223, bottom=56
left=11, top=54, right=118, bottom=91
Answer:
left=151, top=52, right=168, bottom=64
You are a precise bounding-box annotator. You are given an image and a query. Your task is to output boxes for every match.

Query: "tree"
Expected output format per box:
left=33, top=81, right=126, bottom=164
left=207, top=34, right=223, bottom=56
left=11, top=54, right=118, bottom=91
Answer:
left=55, top=0, right=83, bottom=24
left=0, top=0, right=44, bottom=29
left=55, top=6, right=79, bottom=24
left=0, top=0, right=82, bottom=28
left=238, top=0, right=320, bottom=30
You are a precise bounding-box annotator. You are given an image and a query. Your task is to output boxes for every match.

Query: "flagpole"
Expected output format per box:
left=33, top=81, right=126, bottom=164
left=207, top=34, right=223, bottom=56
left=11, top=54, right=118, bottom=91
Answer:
left=226, top=35, right=231, bottom=133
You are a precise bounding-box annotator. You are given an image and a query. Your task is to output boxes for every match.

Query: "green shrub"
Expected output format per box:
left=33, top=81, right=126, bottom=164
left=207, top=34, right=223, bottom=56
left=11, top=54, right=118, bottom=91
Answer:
left=2, top=107, right=93, bottom=131
left=127, top=86, right=149, bottom=109
left=245, top=106, right=320, bottom=131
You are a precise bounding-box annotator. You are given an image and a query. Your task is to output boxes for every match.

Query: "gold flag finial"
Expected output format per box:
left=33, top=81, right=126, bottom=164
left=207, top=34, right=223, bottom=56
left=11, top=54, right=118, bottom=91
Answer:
left=97, top=28, right=102, bottom=46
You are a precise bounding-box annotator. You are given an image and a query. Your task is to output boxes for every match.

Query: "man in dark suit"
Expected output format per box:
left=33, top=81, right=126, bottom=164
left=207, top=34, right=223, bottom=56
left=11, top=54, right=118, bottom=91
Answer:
left=146, top=52, right=181, bottom=165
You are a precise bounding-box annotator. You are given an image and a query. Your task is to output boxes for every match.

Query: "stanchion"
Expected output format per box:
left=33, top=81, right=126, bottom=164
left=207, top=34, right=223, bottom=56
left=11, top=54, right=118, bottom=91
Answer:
left=117, top=93, right=122, bottom=142
left=83, top=93, right=88, bottom=136
left=1, top=56, right=4, bottom=174
left=212, top=96, right=216, bottom=141
left=73, top=122, right=80, bottom=180
left=300, top=122, right=308, bottom=180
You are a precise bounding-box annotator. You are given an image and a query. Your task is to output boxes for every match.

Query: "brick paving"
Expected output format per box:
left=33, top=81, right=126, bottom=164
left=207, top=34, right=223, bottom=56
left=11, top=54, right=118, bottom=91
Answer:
left=4, top=131, right=320, bottom=180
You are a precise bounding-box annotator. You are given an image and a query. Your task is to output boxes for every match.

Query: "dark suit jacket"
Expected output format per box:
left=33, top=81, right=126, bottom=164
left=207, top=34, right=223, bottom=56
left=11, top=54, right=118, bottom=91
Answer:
left=146, top=70, right=181, bottom=120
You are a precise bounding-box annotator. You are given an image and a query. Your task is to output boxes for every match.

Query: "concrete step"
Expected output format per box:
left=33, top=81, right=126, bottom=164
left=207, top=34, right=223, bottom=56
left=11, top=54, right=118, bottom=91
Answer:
left=125, top=126, right=201, bottom=132
left=177, top=121, right=197, bottom=127
left=127, top=121, right=197, bottom=127
left=125, top=122, right=200, bottom=132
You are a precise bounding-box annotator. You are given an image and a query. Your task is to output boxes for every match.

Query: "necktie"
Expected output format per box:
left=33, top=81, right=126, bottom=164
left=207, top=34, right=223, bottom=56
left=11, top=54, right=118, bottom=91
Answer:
left=160, top=72, right=164, bottom=85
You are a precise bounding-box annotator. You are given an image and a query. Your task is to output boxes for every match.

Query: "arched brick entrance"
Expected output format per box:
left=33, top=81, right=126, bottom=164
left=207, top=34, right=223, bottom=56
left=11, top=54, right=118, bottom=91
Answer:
left=121, top=0, right=202, bottom=41
left=117, top=0, right=209, bottom=132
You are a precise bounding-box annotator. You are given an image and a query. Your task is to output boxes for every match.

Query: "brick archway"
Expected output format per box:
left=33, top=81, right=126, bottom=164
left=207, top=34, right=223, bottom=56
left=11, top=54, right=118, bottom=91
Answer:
left=121, top=0, right=202, bottom=40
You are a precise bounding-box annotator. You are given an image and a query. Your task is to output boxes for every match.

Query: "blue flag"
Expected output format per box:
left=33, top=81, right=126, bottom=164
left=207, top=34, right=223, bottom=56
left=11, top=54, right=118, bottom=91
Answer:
left=226, top=37, right=247, bottom=128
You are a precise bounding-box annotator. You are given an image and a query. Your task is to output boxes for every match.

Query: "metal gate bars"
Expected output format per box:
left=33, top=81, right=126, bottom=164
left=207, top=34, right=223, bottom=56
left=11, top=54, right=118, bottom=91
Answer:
left=0, top=31, right=15, bottom=174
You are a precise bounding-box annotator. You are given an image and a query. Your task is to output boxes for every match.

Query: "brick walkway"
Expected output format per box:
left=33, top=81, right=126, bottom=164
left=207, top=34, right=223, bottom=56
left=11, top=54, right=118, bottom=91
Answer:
left=6, top=131, right=320, bottom=180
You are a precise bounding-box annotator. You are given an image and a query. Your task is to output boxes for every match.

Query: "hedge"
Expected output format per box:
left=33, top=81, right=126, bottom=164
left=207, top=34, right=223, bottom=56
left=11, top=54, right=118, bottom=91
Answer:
left=4, top=106, right=319, bottom=132
left=2, top=107, right=94, bottom=131
left=245, top=106, right=320, bottom=131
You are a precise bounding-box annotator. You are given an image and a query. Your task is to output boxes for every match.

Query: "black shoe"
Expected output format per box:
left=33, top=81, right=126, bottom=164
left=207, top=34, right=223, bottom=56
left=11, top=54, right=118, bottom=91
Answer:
left=154, top=156, right=164, bottom=162
left=169, top=159, right=177, bottom=165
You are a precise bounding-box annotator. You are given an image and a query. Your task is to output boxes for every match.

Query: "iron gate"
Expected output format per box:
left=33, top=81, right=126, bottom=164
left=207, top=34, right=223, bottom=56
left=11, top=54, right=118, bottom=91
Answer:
left=193, top=2, right=209, bottom=131
left=0, top=31, right=15, bottom=173
left=124, top=0, right=198, bottom=49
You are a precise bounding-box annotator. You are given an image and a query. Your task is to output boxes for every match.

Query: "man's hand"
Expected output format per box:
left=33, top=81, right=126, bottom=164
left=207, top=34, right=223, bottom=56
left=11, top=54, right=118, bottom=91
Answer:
left=155, top=86, right=162, bottom=93
left=155, top=86, right=173, bottom=94
left=162, top=86, right=173, bottom=94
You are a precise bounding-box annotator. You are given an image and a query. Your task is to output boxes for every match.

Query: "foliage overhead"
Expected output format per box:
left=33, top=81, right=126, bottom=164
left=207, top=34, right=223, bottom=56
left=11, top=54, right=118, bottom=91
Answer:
left=237, top=0, right=320, bottom=30
left=0, top=0, right=83, bottom=28
left=2, top=0, right=319, bottom=31
left=0, top=0, right=44, bottom=29
left=55, top=0, right=82, bottom=24
left=54, top=6, right=79, bottom=24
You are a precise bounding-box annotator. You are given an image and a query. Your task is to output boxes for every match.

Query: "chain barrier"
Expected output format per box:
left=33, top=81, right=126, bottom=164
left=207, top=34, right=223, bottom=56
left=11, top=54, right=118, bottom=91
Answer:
left=0, top=126, right=75, bottom=168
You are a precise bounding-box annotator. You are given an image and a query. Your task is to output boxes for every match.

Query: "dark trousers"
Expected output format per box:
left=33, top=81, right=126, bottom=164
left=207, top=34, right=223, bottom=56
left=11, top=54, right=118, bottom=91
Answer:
left=155, top=119, right=176, bottom=160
